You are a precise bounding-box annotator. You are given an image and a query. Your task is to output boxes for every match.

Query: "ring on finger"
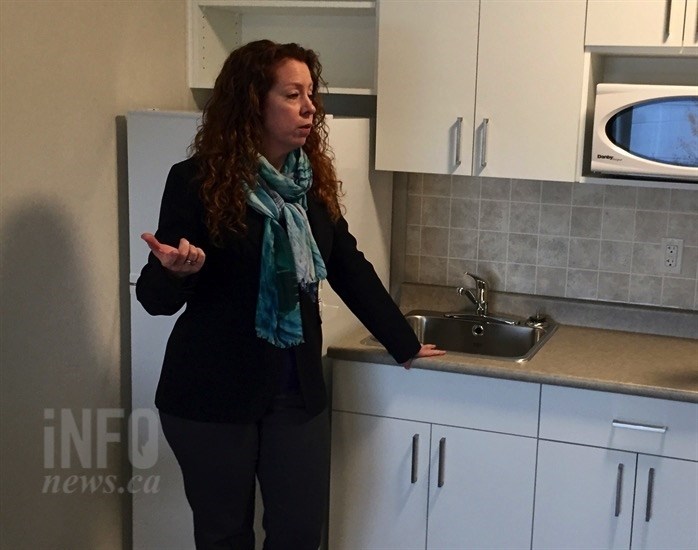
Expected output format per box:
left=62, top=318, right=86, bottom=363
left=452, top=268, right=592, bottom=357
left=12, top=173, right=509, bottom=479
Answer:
left=185, top=259, right=195, bottom=265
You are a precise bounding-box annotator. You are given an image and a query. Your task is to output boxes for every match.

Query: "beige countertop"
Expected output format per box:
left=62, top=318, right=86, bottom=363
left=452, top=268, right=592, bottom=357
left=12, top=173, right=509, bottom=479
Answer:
left=327, top=324, right=698, bottom=403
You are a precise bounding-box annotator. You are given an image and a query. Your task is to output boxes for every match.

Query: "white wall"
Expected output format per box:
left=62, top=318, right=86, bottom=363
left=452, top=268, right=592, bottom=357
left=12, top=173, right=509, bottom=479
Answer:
left=0, top=1, right=194, bottom=548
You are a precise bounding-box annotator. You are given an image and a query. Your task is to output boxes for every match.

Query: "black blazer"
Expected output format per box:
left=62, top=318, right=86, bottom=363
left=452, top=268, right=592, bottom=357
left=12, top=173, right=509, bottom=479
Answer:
left=136, top=158, right=421, bottom=422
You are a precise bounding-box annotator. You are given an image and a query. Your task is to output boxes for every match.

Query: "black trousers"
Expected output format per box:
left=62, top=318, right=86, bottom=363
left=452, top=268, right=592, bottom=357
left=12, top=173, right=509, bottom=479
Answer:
left=160, top=396, right=330, bottom=550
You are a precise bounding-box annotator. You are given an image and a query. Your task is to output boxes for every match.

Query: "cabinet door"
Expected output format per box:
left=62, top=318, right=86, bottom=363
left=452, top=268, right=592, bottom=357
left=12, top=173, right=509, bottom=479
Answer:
left=474, top=0, right=586, bottom=181
left=328, top=411, right=430, bottom=550
left=685, top=0, right=698, bottom=54
left=586, top=0, right=687, bottom=50
left=532, top=440, right=636, bottom=550
left=375, top=0, right=478, bottom=175
left=631, top=455, right=698, bottom=549
left=427, top=425, right=537, bottom=549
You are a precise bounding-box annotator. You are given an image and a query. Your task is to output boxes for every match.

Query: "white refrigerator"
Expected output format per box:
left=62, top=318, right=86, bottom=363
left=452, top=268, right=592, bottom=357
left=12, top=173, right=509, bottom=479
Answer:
left=126, top=110, right=392, bottom=549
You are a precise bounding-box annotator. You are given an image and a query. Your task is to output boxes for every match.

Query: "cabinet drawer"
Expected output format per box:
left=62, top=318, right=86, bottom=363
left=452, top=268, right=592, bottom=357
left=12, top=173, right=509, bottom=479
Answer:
left=540, top=385, right=698, bottom=461
left=332, top=360, right=540, bottom=437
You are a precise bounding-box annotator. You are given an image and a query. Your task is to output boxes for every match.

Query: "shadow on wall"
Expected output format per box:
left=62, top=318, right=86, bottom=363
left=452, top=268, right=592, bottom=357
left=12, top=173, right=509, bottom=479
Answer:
left=0, top=199, right=127, bottom=548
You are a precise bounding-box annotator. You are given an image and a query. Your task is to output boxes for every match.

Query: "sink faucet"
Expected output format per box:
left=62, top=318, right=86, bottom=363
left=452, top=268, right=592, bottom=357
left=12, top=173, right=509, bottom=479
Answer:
left=457, top=272, right=489, bottom=316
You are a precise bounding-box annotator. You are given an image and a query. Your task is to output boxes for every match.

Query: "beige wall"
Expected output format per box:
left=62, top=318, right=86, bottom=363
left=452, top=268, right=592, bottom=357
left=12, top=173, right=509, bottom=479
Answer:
left=0, top=1, right=194, bottom=548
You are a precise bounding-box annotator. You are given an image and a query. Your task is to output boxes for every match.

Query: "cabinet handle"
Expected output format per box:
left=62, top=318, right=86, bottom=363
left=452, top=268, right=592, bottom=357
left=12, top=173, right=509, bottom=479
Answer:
left=645, top=467, right=655, bottom=522
left=614, top=463, right=624, bottom=517
left=437, top=437, right=446, bottom=488
left=455, top=117, right=463, bottom=168
left=663, top=0, right=672, bottom=41
left=411, top=434, right=419, bottom=484
left=612, top=420, right=668, bottom=433
left=479, top=118, right=489, bottom=169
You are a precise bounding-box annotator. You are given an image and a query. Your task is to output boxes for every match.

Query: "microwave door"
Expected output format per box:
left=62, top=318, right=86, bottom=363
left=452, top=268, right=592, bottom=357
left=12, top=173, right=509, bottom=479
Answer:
left=607, top=98, right=698, bottom=169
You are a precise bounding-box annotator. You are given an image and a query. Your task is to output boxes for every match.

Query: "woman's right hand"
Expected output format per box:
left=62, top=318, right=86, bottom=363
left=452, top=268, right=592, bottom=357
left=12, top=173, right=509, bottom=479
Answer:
left=401, top=344, right=446, bottom=370
left=141, top=233, right=206, bottom=278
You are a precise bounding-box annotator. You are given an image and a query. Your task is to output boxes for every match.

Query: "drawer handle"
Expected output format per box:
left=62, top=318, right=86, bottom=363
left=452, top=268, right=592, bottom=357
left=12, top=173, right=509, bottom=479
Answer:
left=437, top=437, right=446, bottom=488
left=411, top=434, right=419, bottom=484
left=612, top=420, right=667, bottom=434
left=614, top=463, right=624, bottom=517
left=645, top=467, right=655, bottom=522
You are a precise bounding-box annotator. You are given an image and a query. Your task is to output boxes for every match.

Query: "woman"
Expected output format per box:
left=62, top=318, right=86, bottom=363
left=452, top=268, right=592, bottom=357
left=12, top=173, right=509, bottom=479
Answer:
left=136, top=39, right=444, bottom=549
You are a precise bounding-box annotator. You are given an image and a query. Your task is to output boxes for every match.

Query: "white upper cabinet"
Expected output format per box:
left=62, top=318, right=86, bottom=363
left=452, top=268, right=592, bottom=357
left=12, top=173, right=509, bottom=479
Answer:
left=687, top=0, right=698, bottom=53
left=375, top=0, right=479, bottom=175
left=586, top=0, right=698, bottom=54
left=375, top=0, right=586, bottom=180
left=474, top=0, right=586, bottom=181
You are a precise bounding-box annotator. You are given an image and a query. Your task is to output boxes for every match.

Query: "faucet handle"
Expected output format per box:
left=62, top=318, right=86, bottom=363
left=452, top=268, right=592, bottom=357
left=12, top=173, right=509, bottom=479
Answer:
left=463, top=271, right=488, bottom=289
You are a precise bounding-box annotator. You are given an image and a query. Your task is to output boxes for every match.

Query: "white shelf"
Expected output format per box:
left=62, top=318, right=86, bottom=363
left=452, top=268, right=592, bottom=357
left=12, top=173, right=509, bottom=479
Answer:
left=188, top=0, right=377, bottom=92
left=325, top=86, right=374, bottom=96
left=197, top=0, right=375, bottom=15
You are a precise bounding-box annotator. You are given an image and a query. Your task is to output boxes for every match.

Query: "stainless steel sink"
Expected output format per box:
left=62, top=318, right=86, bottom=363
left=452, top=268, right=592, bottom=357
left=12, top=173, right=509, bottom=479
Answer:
left=404, top=309, right=558, bottom=362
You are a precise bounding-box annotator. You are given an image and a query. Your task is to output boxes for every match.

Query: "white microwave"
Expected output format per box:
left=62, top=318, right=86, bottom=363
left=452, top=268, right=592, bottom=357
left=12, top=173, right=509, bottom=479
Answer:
left=591, top=83, right=698, bottom=182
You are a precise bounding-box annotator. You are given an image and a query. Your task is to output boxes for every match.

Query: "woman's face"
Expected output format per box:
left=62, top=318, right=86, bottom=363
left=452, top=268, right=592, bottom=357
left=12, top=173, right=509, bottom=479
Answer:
left=261, top=58, right=316, bottom=169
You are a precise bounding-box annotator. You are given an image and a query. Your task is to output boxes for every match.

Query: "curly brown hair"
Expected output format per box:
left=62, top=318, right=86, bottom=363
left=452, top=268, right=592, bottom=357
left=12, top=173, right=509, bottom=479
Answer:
left=192, top=40, right=343, bottom=244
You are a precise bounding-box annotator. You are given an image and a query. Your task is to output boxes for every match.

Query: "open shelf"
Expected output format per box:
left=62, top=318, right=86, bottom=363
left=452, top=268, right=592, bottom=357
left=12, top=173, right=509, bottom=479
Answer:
left=575, top=53, right=698, bottom=190
left=188, top=0, right=377, bottom=93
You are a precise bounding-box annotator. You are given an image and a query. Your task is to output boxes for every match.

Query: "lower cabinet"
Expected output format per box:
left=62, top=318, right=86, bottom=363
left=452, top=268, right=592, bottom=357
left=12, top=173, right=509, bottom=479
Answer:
left=631, top=454, right=698, bottom=549
left=532, top=441, right=636, bottom=549
left=328, top=412, right=430, bottom=550
left=329, top=411, right=536, bottom=550
left=533, top=385, right=698, bottom=550
left=328, top=363, right=698, bottom=550
left=532, top=441, right=698, bottom=549
left=426, top=425, right=536, bottom=549
left=328, top=361, right=539, bottom=549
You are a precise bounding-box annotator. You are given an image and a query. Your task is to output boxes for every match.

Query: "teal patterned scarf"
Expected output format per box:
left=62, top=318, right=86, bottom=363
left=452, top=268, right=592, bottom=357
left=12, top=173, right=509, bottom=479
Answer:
left=244, top=148, right=327, bottom=348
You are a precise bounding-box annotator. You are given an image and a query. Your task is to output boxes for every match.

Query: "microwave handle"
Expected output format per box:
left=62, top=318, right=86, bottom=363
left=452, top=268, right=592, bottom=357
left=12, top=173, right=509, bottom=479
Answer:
left=663, top=0, right=672, bottom=41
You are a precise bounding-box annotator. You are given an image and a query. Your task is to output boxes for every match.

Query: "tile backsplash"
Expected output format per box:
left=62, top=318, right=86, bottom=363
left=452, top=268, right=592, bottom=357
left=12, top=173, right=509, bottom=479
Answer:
left=402, top=174, right=698, bottom=311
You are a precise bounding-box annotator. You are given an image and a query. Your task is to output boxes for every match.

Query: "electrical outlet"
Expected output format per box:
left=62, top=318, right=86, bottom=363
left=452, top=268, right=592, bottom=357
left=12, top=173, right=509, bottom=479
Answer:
left=660, top=238, right=683, bottom=274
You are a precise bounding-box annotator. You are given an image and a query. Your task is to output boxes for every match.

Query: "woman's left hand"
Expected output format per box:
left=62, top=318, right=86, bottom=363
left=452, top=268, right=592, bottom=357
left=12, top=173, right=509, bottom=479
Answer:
left=402, top=344, right=446, bottom=370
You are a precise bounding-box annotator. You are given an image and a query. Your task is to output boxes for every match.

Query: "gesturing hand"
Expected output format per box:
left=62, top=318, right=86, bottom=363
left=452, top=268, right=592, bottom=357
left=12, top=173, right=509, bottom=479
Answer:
left=402, top=344, right=446, bottom=370
left=141, top=233, right=206, bottom=278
